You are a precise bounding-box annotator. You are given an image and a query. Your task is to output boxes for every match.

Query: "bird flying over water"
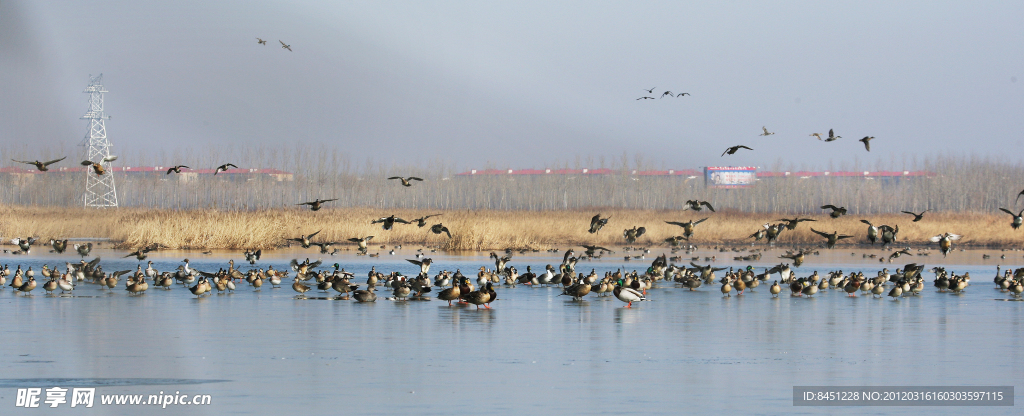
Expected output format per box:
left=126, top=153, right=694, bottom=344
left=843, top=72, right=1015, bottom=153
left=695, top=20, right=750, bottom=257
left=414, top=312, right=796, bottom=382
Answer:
left=411, top=214, right=442, bottom=227
left=430, top=223, right=452, bottom=238
left=589, top=214, right=610, bottom=234
left=279, top=40, right=292, bottom=51
left=11, top=157, right=65, bottom=172
left=722, top=145, right=753, bottom=156
left=998, top=207, right=1024, bottom=229
left=810, top=228, right=853, bottom=249
left=372, top=215, right=411, bottom=230
left=288, top=230, right=322, bottom=248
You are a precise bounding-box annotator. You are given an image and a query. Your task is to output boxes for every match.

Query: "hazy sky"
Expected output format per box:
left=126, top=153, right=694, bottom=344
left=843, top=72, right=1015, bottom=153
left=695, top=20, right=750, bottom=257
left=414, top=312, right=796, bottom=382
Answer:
left=1, top=1, right=1021, bottom=171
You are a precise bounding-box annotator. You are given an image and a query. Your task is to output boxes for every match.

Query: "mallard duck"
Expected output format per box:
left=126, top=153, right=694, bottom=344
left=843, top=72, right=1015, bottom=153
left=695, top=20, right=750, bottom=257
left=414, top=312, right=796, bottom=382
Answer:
left=279, top=40, right=292, bottom=51
left=288, top=230, right=322, bottom=248
left=297, top=198, right=337, bottom=211
left=463, top=283, right=493, bottom=309
left=437, top=282, right=461, bottom=306
left=11, top=156, right=66, bottom=171
left=292, top=279, right=311, bottom=297
left=588, top=214, right=610, bottom=234
left=353, top=287, right=377, bottom=302
left=347, top=235, right=374, bottom=252
left=613, top=284, right=646, bottom=308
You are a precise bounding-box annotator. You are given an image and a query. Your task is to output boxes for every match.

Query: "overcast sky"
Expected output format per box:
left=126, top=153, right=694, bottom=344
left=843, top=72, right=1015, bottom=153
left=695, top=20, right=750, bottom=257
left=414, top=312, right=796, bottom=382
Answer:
left=1, top=1, right=1021, bottom=171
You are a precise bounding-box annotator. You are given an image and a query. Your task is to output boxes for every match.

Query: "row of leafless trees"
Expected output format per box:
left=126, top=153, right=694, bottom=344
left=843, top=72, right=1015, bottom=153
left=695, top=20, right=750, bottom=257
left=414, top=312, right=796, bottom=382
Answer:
left=2, top=145, right=1022, bottom=213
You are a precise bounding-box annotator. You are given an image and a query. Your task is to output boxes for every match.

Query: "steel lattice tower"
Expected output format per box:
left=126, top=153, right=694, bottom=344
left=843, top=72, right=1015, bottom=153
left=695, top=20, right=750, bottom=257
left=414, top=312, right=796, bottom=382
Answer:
left=80, top=74, right=118, bottom=208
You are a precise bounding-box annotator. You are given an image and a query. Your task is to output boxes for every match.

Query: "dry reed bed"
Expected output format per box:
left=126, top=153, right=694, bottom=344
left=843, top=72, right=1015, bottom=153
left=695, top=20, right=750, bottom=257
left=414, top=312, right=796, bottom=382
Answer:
left=0, top=206, right=1021, bottom=251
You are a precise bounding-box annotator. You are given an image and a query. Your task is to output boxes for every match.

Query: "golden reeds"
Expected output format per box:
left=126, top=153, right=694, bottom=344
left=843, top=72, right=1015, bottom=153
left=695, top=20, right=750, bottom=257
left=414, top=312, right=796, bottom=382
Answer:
left=1, top=205, right=1020, bottom=251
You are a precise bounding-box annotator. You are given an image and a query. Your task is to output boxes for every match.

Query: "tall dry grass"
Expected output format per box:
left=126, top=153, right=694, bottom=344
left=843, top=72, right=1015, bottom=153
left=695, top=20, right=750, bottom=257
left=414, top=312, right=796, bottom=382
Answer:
left=1, top=206, right=1020, bottom=251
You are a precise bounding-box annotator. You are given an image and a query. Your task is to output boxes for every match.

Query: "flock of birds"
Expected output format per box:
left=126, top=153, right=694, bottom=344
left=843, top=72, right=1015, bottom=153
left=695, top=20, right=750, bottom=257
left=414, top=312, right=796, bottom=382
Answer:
left=634, top=86, right=877, bottom=155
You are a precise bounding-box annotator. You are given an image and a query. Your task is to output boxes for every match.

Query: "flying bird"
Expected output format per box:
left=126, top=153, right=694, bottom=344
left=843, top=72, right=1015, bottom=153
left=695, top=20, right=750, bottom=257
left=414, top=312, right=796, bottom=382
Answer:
left=665, top=218, right=708, bottom=238
left=810, top=228, right=853, bottom=249
left=823, top=129, right=841, bottom=142
left=859, top=136, right=875, bottom=151
left=372, top=215, right=411, bottom=230
left=588, top=214, right=610, bottom=234
left=411, top=214, right=442, bottom=227
left=166, top=165, right=190, bottom=174
left=80, top=155, right=117, bottom=175
left=660, top=91, right=674, bottom=98
left=11, top=157, right=65, bottom=172
left=287, top=230, right=322, bottom=248
left=776, top=217, right=816, bottom=230
left=683, top=200, right=715, bottom=212
left=722, top=145, right=753, bottom=156
left=644, top=87, right=655, bottom=94
left=929, top=233, right=962, bottom=257
left=759, top=127, right=774, bottom=136
left=279, top=40, right=292, bottom=51
left=820, top=205, right=848, bottom=218
left=901, top=210, right=927, bottom=222
left=636, top=96, right=655, bottom=100
left=297, top=198, right=338, bottom=211
left=810, top=132, right=823, bottom=140
left=998, top=207, right=1024, bottom=229
left=256, top=37, right=267, bottom=45
left=622, top=226, right=646, bottom=244
left=214, top=163, right=238, bottom=174
left=1017, top=189, right=1024, bottom=204
left=430, top=223, right=452, bottom=238
left=675, top=93, right=690, bottom=97
left=388, top=176, right=423, bottom=187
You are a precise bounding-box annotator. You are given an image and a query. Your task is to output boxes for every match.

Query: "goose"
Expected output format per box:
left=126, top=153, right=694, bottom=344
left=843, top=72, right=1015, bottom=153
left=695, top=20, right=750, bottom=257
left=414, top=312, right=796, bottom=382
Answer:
left=759, top=126, right=774, bottom=136
left=721, top=145, right=753, bottom=156
left=214, top=163, right=238, bottom=174
left=859, top=136, right=874, bottom=151
left=810, top=228, right=853, bottom=249
left=11, top=156, right=66, bottom=171
left=901, top=210, right=927, bottom=222
left=288, top=230, right=322, bottom=248
left=372, top=215, right=411, bottom=230
left=165, top=165, right=190, bottom=174
left=279, top=40, right=292, bottom=51
left=387, top=176, right=423, bottom=187
left=588, top=214, right=610, bottom=234
left=998, top=208, right=1024, bottom=229
left=820, top=205, right=847, bottom=218
left=613, top=284, right=646, bottom=308
left=296, top=198, right=337, bottom=211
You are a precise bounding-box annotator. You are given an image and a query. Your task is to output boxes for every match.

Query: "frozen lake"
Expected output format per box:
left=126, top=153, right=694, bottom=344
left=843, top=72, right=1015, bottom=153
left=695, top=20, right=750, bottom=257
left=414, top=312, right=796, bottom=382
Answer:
left=1, top=246, right=1021, bottom=414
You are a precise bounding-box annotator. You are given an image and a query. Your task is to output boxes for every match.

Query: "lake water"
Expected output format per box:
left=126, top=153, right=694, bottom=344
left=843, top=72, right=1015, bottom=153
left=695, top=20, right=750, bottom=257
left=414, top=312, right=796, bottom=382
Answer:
left=1, top=246, right=1021, bottom=415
